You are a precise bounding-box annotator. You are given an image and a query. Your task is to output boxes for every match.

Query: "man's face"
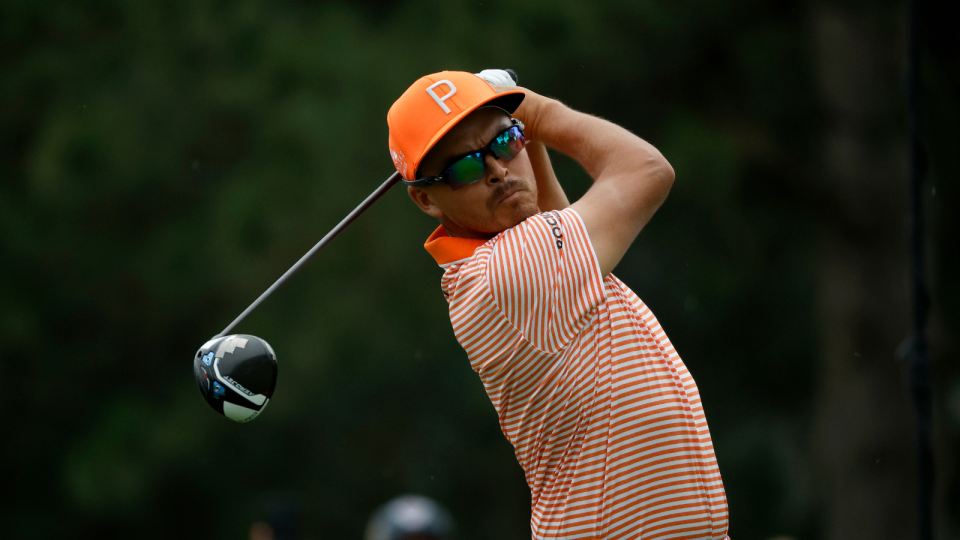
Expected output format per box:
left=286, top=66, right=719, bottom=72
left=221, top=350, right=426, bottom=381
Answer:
left=408, top=108, right=539, bottom=238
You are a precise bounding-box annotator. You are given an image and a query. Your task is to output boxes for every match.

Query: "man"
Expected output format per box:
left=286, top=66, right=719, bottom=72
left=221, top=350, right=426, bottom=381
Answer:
left=387, top=70, right=729, bottom=539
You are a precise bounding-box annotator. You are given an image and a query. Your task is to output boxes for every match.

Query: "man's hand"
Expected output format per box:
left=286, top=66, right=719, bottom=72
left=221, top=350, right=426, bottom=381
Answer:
left=475, top=69, right=547, bottom=138
left=475, top=68, right=519, bottom=87
left=490, top=85, right=548, bottom=141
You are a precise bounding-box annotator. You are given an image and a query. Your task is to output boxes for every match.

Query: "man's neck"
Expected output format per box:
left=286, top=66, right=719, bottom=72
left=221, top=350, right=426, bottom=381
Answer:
left=439, top=217, right=497, bottom=240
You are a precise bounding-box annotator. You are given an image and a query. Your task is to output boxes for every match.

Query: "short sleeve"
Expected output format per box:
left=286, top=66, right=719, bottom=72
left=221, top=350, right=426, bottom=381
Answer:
left=486, top=208, right=606, bottom=353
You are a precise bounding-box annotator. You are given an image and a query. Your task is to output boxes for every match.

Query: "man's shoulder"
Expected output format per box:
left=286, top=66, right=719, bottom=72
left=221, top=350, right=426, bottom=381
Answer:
left=496, top=208, right=582, bottom=243
left=492, top=208, right=591, bottom=262
left=440, top=208, right=589, bottom=293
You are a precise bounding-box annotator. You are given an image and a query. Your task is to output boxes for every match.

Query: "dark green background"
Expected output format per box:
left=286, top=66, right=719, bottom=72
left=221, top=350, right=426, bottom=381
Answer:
left=2, top=0, right=958, bottom=538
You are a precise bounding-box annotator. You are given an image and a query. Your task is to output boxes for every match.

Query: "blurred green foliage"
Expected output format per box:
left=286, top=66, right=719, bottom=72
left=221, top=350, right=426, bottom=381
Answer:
left=2, top=0, right=957, bottom=539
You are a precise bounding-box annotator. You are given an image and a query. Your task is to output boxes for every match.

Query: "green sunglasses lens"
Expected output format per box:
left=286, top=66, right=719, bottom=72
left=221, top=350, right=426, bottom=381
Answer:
left=492, top=127, right=525, bottom=161
left=446, top=154, right=486, bottom=190
left=442, top=125, right=526, bottom=190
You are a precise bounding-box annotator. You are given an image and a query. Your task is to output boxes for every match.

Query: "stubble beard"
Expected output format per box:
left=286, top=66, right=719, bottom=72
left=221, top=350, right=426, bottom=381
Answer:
left=487, top=177, right=539, bottom=231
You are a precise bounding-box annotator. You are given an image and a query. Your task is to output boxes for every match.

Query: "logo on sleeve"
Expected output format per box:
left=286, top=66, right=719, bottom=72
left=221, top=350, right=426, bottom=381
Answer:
left=543, top=212, right=564, bottom=250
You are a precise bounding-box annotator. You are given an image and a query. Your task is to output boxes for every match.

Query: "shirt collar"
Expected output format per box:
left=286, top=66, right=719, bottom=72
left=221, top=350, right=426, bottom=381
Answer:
left=424, top=225, right=488, bottom=267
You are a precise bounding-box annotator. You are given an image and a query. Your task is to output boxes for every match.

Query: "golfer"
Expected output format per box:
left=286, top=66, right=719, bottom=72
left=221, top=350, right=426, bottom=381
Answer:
left=387, top=70, right=729, bottom=539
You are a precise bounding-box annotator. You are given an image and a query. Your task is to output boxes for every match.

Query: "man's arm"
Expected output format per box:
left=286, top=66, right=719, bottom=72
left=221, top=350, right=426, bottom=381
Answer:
left=473, top=70, right=569, bottom=212
left=526, top=139, right=570, bottom=212
left=505, top=87, right=674, bottom=277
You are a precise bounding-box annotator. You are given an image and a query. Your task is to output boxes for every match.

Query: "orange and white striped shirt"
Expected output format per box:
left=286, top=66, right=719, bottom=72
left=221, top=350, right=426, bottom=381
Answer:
left=425, top=208, right=728, bottom=539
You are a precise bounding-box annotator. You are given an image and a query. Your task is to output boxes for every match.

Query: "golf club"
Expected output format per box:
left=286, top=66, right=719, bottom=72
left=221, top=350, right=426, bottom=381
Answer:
left=194, top=68, right=520, bottom=422
left=193, top=172, right=401, bottom=422
left=218, top=171, right=402, bottom=339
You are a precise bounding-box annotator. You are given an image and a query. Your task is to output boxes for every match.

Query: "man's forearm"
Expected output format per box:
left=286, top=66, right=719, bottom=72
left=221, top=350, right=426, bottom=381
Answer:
left=526, top=139, right=570, bottom=212
left=520, top=95, right=669, bottom=188
left=507, top=86, right=675, bottom=276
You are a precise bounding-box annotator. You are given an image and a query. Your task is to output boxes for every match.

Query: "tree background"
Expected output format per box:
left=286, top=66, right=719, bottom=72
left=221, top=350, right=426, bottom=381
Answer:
left=2, top=0, right=958, bottom=538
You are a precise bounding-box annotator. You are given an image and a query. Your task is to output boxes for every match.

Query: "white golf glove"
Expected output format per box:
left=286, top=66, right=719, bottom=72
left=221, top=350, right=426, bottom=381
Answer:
left=475, top=69, right=518, bottom=87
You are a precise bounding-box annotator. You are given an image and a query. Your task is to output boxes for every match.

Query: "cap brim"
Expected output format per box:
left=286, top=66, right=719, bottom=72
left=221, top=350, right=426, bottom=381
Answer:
left=415, top=90, right=525, bottom=179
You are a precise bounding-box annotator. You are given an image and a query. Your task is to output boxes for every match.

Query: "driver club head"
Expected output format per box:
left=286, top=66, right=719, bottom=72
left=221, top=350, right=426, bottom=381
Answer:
left=194, top=334, right=278, bottom=423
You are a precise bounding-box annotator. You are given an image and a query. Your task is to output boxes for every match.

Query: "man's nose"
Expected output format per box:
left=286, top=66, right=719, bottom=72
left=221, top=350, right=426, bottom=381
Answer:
left=484, top=152, right=508, bottom=183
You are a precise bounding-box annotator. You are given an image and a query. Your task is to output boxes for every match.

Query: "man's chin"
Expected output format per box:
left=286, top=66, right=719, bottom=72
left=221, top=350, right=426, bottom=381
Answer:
left=454, top=199, right=540, bottom=236
left=498, top=201, right=540, bottom=231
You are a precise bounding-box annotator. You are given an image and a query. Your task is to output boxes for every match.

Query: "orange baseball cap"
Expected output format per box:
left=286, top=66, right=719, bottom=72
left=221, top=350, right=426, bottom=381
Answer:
left=387, top=71, right=525, bottom=181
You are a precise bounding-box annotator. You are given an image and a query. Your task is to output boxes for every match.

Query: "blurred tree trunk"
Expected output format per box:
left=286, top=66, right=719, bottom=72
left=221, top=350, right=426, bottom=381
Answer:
left=810, top=7, right=916, bottom=540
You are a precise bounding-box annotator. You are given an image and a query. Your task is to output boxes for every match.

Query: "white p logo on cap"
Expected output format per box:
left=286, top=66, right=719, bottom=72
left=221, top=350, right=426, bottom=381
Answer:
left=425, top=80, right=457, bottom=114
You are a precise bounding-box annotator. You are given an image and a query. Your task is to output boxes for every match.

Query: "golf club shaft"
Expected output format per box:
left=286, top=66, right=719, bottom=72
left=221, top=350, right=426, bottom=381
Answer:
left=216, top=172, right=403, bottom=338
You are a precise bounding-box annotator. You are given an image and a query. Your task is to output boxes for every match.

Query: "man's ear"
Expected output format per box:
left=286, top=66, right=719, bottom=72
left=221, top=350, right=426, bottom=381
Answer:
left=407, top=185, right=444, bottom=219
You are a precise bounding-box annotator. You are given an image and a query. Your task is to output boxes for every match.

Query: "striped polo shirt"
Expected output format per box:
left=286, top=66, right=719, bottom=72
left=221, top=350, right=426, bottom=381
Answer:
left=425, top=208, right=728, bottom=539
